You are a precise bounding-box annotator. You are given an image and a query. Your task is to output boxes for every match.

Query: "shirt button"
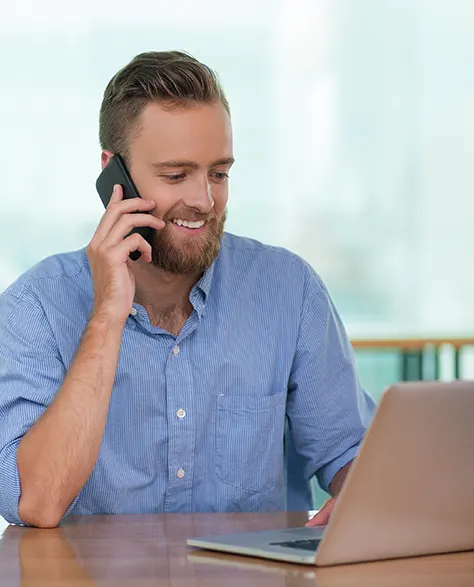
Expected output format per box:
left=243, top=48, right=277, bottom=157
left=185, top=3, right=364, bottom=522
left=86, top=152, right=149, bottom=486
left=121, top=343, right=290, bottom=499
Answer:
left=177, top=468, right=185, bottom=479
left=176, top=409, right=186, bottom=419
left=130, top=307, right=137, bottom=316
left=172, top=345, right=180, bottom=356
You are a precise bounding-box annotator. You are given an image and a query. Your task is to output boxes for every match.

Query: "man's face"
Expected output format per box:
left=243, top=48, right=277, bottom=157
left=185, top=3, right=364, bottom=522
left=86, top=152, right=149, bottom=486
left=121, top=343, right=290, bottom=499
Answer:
left=110, top=101, right=233, bottom=274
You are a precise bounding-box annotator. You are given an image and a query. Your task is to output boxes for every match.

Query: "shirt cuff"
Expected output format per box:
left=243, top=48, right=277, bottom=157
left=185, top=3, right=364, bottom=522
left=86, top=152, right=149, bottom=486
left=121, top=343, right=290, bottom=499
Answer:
left=0, top=440, right=80, bottom=526
left=0, top=440, right=24, bottom=525
left=315, top=442, right=361, bottom=494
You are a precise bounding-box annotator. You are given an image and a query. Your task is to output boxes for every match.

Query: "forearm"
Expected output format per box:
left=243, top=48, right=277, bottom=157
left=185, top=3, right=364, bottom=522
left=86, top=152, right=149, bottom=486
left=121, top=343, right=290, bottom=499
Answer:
left=329, top=461, right=352, bottom=497
left=17, top=313, right=124, bottom=527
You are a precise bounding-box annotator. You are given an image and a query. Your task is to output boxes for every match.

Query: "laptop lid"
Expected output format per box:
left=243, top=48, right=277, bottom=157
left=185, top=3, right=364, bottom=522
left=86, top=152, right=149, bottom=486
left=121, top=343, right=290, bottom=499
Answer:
left=315, top=380, right=474, bottom=566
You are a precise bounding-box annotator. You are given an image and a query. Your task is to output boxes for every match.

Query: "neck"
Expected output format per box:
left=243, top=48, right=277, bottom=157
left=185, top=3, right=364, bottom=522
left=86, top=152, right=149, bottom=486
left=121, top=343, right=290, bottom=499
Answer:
left=131, top=260, right=202, bottom=313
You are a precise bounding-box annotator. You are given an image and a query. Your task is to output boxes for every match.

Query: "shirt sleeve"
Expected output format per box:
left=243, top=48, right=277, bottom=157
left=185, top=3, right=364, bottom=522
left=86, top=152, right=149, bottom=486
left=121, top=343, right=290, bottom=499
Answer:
left=0, top=291, right=80, bottom=525
left=286, top=264, right=376, bottom=494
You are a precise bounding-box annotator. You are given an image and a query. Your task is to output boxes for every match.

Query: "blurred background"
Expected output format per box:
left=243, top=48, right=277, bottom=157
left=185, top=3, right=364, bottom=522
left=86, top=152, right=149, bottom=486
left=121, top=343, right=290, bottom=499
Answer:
left=1, top=0, right=473, bottom=523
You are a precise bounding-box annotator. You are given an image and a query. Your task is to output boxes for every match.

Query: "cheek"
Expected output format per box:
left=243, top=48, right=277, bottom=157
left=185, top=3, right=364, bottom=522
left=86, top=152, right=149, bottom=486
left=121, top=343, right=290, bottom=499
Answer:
left=210, top=184, right=229, bottom=212
left=141, top=181, right=180, bottom=218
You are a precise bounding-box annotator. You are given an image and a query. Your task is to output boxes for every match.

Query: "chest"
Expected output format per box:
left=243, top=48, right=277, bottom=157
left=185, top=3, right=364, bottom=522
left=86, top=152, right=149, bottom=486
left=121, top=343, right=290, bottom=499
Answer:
left=56, top=286, right=301, bottom=393
left=110, top=304, right=298, bottom=408
left=149, top=313, right=187, bottom=337
left=147, top=307, right=192, bottom=337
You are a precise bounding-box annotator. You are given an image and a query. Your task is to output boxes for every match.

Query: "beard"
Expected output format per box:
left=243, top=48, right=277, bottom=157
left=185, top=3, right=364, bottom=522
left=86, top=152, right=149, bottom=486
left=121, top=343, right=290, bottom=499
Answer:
left=151, top=209, right=227, bottom=274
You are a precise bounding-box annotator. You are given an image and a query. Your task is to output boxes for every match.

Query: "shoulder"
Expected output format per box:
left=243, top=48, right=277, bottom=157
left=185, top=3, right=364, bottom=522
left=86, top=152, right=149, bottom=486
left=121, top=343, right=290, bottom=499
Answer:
left=1, top=248, right=91, bottom=307
left=220, top=232, right=326, bottom=296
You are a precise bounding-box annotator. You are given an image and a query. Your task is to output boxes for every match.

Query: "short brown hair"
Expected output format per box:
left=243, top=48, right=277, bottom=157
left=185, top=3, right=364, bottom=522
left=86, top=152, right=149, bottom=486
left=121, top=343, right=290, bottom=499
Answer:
left=99, top=50, right=230, bottom=160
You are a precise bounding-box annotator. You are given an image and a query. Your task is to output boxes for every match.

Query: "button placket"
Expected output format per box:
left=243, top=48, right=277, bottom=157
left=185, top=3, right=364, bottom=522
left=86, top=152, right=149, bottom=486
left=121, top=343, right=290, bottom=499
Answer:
left=163, top=336, right=196, bottom=513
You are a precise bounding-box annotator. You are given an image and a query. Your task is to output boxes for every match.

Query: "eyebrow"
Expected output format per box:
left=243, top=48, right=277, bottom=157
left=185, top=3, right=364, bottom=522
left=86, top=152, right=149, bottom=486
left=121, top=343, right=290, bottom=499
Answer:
left=149, top=157, right=235, bottom=170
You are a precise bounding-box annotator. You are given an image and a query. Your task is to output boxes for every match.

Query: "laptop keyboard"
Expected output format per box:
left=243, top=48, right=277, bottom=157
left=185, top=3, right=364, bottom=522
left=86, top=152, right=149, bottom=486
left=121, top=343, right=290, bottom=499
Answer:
left=269, top=539, right=321, bottom=552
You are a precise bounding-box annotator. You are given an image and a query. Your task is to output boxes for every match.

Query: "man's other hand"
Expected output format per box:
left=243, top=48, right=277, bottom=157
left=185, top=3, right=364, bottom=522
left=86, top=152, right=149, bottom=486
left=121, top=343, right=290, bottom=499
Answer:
left=305, top=497, right=337, bottom=527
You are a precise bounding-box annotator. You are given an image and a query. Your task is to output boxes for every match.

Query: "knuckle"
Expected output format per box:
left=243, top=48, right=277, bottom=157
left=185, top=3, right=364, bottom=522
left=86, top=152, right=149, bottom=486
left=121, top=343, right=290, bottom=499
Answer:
left=107, top=200, right=122, bottom=213
left=131, top=233, right=143, bottom=246
left=115, top=215, right=131, bottom=230
left=87, top=240, right=101, bottom=258
left=123, top=211, right=144, bottom=227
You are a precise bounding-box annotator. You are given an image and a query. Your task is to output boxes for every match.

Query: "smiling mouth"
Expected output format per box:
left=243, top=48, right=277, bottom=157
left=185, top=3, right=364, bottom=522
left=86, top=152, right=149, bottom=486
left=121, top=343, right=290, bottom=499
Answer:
left=170, top=218, right=207, bottom=230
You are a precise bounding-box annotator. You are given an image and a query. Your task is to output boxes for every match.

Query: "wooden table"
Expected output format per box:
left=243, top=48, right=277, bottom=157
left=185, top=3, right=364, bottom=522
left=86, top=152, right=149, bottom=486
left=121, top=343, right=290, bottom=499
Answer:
left=1, top=512, right=473, bottom=586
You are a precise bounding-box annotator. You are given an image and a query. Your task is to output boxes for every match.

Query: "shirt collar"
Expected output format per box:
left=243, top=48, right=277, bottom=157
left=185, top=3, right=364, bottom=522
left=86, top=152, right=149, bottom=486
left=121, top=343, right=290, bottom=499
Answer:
left=196, top=260, right=216, bottom=299
left=190, top=256, right=218, bottom=320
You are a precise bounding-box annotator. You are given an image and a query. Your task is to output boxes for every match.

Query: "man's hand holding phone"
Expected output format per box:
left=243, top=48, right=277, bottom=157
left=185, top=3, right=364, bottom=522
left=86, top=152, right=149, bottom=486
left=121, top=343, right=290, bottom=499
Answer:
left=86, top=184, right=165, bottom=324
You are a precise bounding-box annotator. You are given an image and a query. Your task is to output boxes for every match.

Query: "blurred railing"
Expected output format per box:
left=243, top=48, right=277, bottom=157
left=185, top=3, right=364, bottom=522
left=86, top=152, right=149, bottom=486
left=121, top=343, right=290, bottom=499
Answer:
left=352, top=337, right=474, bottom=381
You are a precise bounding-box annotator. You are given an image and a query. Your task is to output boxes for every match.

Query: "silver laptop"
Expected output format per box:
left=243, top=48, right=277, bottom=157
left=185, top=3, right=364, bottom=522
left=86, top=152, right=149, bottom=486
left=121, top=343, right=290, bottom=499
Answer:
left=187, top=380, right=474, bottom=565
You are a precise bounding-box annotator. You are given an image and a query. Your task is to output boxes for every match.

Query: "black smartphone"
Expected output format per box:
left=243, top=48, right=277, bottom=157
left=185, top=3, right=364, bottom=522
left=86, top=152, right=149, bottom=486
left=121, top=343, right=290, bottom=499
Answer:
left=96, top=154, right=154, bottom=261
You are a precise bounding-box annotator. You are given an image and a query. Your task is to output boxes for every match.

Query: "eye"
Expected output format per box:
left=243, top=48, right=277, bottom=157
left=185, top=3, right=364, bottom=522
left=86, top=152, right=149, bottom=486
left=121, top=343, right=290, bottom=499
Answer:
left=211, top=172, right=230, bottom=182
left=162, top=173, right=186, bottom=182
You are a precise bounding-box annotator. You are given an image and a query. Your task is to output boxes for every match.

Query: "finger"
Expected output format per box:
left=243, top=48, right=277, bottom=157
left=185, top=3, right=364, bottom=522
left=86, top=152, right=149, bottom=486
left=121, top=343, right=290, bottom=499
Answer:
left=113, top=233, right=153, bottom=264
left=305, top=500, right=335, bottom=527
left=93, top=195, right=157, bottom=246
left=305, top=509, right=330, bottom=527
left=102, top=213, right=165, bottom=248
left=109, top=183, right=124, bottom=204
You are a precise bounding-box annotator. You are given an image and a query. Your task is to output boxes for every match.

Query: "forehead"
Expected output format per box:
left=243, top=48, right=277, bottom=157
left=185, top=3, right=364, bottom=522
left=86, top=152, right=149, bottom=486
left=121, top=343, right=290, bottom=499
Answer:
left=130, top=101, right=233, bottom=163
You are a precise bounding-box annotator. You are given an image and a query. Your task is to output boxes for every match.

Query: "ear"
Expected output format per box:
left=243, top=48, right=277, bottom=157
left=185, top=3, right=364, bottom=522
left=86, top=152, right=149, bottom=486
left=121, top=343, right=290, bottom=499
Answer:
left=101, top=150, right=114, bottom=170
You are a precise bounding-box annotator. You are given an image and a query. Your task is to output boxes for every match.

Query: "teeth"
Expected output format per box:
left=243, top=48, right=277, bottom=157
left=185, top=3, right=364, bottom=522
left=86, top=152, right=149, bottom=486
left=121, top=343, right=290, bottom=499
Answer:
left=171, top=219, right=205, bottom=229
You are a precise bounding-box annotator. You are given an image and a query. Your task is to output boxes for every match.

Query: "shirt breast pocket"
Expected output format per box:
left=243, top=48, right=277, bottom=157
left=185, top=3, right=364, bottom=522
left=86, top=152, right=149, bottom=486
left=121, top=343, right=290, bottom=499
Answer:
left=215, top=392, right=287, bottom=493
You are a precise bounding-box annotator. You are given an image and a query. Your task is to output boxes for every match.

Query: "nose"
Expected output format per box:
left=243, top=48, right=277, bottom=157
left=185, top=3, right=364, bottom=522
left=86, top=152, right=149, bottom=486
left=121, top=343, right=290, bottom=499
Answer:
left=181, top=175, right=215, bottom=214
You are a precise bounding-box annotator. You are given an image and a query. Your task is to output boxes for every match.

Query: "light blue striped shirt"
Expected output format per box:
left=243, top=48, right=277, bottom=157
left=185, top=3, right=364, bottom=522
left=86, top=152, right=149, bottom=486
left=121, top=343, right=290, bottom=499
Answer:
left=0, top=233, right=375, bottom=524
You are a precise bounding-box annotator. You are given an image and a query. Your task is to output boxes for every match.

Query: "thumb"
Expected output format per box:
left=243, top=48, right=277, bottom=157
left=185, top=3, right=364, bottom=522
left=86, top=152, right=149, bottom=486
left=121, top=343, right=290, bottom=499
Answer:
left=305, top=497, right=336, bottom=527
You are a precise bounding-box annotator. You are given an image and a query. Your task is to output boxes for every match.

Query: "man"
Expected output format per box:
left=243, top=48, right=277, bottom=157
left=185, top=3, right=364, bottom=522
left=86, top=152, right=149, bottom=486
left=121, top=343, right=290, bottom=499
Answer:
left=0, top=51, right=375, bottom=528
